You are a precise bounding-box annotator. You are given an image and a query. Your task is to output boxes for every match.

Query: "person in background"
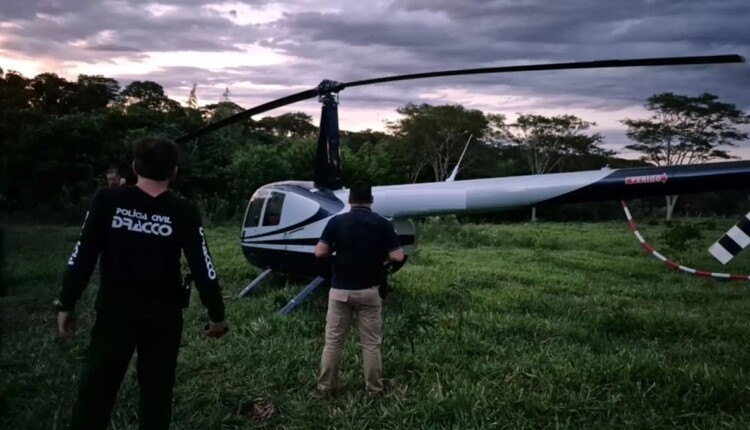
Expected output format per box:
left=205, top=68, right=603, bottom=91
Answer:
left=313, top=181, right=404, bottom=399
left=56, top=137, right=228, bottom=430
left=105, top=168, right=122, bottom=188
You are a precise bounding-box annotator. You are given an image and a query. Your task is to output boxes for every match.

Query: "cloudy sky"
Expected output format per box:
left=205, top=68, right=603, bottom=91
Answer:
left=1, top=0, right=749, bottom=158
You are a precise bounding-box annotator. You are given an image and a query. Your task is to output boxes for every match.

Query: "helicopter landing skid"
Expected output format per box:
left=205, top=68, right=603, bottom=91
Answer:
left=279, top=276, right=327, bottom=316
left=237, top=268, right=273, bottom=298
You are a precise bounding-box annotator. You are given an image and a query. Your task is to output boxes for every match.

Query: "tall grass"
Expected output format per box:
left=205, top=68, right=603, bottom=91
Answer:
left=2, top=219, right=750, bottom=429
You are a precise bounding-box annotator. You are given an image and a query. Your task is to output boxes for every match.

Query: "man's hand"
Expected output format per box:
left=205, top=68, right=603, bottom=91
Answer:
left=204, top=320, right=228, bottom=339
left=58, top=311, right=77, bottom=338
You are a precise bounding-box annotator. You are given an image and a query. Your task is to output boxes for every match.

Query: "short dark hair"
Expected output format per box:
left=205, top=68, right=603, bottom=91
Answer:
left=349, top=181, right=373, bottom=204
left=106, top=168, right=119, bottom=176
left=133, top=137, right=179, bottom=181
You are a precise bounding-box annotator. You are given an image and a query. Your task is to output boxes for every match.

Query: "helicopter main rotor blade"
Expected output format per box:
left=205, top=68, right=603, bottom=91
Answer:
left=176, top=54, right=744, bottom=143
left=339, top=55, right=744, bottom=90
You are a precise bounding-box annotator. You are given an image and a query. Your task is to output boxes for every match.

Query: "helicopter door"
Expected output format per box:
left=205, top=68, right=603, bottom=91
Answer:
left=242, top=189, right=286, bottom=240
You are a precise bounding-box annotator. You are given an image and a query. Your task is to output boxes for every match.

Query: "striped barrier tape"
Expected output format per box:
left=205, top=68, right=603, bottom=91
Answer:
left=620, top=200, right=750, bottom=281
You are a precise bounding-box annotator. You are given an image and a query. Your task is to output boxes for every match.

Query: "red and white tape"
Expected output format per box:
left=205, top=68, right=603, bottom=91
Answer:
left=621, top=200, right=750, bottom=281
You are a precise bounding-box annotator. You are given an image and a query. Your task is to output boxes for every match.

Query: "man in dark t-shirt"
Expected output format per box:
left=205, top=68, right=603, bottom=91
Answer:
left=55, top=137, right=228, bottom=430
left=314, top=181, right=404, bottom=398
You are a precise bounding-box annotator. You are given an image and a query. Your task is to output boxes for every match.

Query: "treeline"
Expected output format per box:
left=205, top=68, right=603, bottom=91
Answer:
left=1, top=67, right=748, bottom=224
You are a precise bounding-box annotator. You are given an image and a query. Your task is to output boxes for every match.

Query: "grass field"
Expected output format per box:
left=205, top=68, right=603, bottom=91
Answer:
left=2, top=218, right=750, bottom=429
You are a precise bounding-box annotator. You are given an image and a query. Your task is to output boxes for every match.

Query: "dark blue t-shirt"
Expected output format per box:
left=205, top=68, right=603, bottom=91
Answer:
left=319, top=206, right=401, bottom=290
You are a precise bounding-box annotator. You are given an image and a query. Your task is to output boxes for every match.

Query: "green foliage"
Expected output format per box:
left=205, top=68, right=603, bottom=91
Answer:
left=7, top=113, right=113, bottom=214
left=389, top=301, right=437, bottom=354
left=227, top=144, right=293, bottom=201
left=657, top=220, right=721, bottom=263
left=659, top=222, right=704, bottom=253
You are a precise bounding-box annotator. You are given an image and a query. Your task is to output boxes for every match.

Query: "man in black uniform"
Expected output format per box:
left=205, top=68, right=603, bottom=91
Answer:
left=314, top=181, right=404, bottom=398
left=55, top=137, right=228, bottom=430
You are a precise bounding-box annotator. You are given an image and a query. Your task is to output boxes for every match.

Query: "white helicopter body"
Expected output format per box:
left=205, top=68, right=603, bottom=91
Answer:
left=239, top=160, right=750, bottom=279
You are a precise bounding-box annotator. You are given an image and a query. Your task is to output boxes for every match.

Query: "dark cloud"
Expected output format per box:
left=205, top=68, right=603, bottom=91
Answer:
left=1, top=0, right=266, bottom=66
left=275, top=12, right=458, bottom=48
left=0, top=0, right=272, bottom=19
left=0, top=0, right=97, bottom=20
left=252, top=0, right=750, bottom=117
left=86, top=44, right=141, bottom=53
left=1, top=0, right=748, bottom=145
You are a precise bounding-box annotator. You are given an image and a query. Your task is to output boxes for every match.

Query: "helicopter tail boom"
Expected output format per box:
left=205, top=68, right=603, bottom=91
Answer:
left=367, top=160, right=750, bottom=218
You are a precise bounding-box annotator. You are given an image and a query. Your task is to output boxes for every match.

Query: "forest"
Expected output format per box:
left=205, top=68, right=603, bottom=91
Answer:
left=1, top=67, right=748, bottom=224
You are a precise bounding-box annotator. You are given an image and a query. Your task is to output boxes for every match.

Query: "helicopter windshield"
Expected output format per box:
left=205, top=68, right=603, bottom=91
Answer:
left=244, top=193, right=265, bottom=228
left=243, top=189, right=286, bottom=228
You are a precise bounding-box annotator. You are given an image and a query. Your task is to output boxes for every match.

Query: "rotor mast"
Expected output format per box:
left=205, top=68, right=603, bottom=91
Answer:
left=314, top=80, right=343, bottom=190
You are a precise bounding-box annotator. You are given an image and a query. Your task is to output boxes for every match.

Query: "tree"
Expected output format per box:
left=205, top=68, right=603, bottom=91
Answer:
left=622, top=93, right=750, bottom=221
left=0, top=69, right=32, bottom=111
left=200, top=101, right=244, bottom=120
left=341, top=129, right=389, bottom=152
left=5, top=113, right=119, bottom=215
left=388, top=103, right=488, bottom=182
left=256, top=112, right=317, bottom=138
left=198, top=101, right=249, bottom=144
left=68, top=75, right=121, bottom=112
left=498, top=113, right=609, bottom=221
left=121, top=80, right=182, bottom=113
left=341, top=139, right=405, bottom=185
left=29, top=73, right=76, bottom=114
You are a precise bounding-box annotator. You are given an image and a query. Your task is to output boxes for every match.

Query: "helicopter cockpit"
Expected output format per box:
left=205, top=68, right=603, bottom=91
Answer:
left=239, top=182, right=347, bottom=277
left=240, top=182, right=346, bottom=239
left=243, top=189, right=285, bottom=229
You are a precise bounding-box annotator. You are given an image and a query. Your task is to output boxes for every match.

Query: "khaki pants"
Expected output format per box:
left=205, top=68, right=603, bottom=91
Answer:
left=317, top=286, right=383, bottom=393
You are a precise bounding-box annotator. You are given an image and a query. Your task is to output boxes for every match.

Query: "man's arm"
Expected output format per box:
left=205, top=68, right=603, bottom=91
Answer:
left=182, top=206, right=226, bottom=326
left=383, top=219, right=404, bottom=264
left=314, top=217, right=337, bottom=259
left=58, top=190, right=106, bottom=312
left=388, top=247, right=405, bottom=264
left=314, top=241, right=331, bottom=258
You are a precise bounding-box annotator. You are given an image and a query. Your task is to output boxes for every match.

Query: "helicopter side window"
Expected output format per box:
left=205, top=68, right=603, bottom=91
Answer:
left=262, top=192, right=285, bottom=226
left=244, top=195, right=265, bottom=228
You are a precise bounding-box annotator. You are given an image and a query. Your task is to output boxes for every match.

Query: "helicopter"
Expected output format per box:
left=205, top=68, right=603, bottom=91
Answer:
left=175, top=54, right=749, bottom=314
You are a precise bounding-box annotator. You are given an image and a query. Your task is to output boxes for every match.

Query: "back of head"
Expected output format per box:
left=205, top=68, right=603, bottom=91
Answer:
left=133, top=137, right=180, bottom=181
left=348, top=181, right=373, bottom=205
